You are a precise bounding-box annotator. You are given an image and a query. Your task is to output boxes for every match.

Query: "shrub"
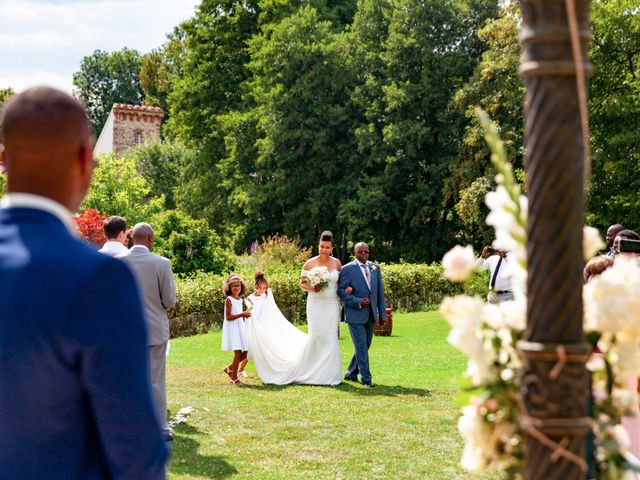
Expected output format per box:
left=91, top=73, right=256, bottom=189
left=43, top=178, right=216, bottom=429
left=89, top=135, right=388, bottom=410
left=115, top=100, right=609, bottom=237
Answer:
left=82, top=152, right=163, bottom=225
left=238, top=234, right=312, bottom=275
left=168, top=263, right=489, bottom=337
left=150, top=210, right=237, bottom=275
left=75, top=208, right=107, bottom=246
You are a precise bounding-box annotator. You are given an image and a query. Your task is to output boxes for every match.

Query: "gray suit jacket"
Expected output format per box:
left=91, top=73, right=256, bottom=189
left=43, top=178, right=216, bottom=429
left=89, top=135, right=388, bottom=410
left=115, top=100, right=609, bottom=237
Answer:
left=118, top=245, right=177, bottom=346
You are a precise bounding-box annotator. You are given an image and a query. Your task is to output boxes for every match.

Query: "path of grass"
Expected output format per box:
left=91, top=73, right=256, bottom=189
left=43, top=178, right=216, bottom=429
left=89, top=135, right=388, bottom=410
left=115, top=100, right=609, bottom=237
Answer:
left=166, top=311, right=495, bottom=479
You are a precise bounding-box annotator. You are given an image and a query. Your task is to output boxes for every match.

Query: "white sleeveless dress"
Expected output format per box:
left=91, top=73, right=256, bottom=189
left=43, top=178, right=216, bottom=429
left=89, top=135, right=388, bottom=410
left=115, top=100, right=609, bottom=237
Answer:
left=245, top=271, right=342, bottom=385
left=221, top=296, right=247, bottom=351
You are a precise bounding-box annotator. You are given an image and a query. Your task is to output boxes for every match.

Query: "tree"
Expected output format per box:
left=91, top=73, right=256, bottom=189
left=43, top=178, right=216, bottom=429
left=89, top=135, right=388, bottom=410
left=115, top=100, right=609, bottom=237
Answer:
left=82, top=153, right=163, bottom=224
left=448, top=1, right=523, bottom=246
left=132, top=141, right=193, bottom=210
left=586, top=0, right=640, bottom=231
left=73, top=48, right=143, bottom=136
left=150, top=209, right=236, bottom=274
left=226, top=6, right=359, bottom=255
left=166, top=0, right=261, bottom=229
left=341, top=0, right=498, bottom=260
left=140, top=26, right=187, bottom=117
left=0, top=87, right=14, bottom=107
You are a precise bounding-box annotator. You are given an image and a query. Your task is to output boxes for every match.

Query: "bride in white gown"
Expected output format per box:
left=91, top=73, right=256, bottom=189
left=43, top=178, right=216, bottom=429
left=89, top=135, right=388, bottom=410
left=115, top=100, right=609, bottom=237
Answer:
left=245, top=231, right=343, bottom=385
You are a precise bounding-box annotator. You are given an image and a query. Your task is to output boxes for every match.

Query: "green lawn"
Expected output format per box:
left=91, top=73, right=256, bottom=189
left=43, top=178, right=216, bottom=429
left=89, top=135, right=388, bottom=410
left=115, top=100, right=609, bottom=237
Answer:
left=166, top=311, right=494, bottom=479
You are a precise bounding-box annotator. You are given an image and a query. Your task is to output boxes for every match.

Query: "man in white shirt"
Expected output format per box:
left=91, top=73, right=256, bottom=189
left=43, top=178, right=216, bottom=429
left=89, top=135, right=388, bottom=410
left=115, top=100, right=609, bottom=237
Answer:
left=476, top=246, right=514, bottom=303
left=98, top=215, right=129, bottom=256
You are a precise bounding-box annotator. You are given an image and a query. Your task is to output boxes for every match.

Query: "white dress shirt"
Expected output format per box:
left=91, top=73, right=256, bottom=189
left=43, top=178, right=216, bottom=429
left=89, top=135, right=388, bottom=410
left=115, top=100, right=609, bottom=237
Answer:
left=0, top=193, right=76, bottom=235
left=476, top=254, right=512, bottom=292
left=98, top=241, right=129, bottom=257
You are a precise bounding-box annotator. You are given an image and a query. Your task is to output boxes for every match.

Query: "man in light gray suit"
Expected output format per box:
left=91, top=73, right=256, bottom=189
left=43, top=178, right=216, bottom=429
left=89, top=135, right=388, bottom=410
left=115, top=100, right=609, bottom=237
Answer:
left=118, top=222, right=177, bottom=441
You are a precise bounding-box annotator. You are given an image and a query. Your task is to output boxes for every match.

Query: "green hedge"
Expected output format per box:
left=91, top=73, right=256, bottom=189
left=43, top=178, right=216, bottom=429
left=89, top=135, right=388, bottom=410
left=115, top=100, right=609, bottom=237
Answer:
left=168, top=263, right=489, bottom=337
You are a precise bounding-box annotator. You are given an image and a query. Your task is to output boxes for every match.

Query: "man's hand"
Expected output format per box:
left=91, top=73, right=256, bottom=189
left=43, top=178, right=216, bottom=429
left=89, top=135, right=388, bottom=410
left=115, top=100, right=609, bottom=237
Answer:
left=481, top=246, right=491, bottom=258
left=378, top=318, right=385, bottom=325
left=360, top=298, right=371, bottom=307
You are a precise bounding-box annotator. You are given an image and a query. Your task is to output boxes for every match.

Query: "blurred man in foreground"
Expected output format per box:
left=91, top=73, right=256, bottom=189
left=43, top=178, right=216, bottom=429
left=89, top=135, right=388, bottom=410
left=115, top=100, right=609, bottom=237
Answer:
left=0, top=87, right=168, bottom=479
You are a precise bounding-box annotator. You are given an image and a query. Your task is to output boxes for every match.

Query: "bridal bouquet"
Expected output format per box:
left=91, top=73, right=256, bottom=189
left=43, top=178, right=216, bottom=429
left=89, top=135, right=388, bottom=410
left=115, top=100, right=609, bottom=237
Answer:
left=306, top=266, right=330, bottom=291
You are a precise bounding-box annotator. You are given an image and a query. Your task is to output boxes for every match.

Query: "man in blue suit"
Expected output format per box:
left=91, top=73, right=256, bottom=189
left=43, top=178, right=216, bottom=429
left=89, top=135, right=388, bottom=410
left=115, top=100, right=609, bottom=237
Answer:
left=0, top=87, right=168, bottom=479
left=338, top=242, right=387, bottom=387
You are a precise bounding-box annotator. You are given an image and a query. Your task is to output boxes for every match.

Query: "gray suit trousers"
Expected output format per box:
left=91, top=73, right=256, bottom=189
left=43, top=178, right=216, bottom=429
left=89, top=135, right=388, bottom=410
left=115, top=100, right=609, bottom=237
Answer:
left=149, top=343, right=168, bottom=434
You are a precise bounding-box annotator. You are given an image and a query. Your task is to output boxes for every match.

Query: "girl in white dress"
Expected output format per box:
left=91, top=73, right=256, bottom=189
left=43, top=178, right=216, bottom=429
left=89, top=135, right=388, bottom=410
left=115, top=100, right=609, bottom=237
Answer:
left=221, top=274, right=251, bottom=385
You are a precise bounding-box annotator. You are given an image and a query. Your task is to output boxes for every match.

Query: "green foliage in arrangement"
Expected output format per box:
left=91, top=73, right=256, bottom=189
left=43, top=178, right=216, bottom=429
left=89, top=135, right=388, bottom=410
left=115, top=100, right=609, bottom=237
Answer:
left=168, top=262, right=488, bottom=337
left=132, top=141, right=193, bottom=210
left=73, top=48, right=144, bottom=136
left=150, top=209, right=237, bottom=275
left=82, top=152, right=164, bottom=224
left=0, top=173, right=5, bottom=197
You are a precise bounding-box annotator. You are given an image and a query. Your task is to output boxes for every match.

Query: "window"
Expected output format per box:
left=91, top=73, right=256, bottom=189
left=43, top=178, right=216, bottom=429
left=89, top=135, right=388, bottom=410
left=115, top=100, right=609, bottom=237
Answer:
left=134, top=131, right=143, bottom=145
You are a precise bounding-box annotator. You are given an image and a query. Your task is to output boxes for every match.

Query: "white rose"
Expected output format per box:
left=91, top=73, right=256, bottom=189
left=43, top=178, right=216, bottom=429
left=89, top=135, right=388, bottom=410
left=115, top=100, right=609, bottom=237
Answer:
left=612, top=387, right=639, bottom=416
left=583, top=226, right=605, bottom=260
left=610, top=424, right=631, bottom=453
left=442, top=245, right=477, bottom=282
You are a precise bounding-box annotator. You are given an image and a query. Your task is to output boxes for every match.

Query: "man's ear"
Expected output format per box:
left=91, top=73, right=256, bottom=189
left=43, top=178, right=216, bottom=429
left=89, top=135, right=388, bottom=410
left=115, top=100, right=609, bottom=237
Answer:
left=77, top=144, right=94, bottom=177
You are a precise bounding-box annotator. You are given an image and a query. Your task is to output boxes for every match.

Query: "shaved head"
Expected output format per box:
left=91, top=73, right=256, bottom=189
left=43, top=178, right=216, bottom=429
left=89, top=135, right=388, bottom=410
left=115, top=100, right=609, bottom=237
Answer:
left=0, top=87, right=94, bottom=210
left=131, top=223, right=154, bottom=249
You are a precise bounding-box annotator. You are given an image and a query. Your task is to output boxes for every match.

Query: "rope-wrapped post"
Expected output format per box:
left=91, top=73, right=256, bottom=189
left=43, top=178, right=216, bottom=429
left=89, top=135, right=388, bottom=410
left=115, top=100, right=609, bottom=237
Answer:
left=518, top=0, right=593, bottom=478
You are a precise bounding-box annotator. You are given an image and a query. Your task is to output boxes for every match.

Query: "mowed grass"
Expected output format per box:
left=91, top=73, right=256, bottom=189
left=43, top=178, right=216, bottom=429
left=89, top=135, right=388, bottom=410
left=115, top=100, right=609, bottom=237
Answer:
left=166, top=311, right=496, bottom=479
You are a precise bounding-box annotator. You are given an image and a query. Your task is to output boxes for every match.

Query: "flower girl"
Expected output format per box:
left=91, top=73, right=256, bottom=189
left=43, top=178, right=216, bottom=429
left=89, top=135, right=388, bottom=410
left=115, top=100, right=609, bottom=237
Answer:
left=222, top=274, right=251, bottom=385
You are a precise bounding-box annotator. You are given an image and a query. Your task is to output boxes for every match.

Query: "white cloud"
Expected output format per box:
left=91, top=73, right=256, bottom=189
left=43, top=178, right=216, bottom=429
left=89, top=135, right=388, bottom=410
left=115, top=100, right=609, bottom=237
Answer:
left=0, top=0, right=201, bottom=93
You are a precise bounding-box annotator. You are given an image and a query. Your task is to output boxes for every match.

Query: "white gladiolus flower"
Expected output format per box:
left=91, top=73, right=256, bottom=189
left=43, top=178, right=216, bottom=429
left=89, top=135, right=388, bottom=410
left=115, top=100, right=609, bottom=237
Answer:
left=583, top=226, right=605, bottom=260
left=458, top=405, right=491, bottom=471
left=611, top=424, right=631, bottom=453
left=442, top=245, right=477, bottom=282
left=441, top=296, right=497, bottom=385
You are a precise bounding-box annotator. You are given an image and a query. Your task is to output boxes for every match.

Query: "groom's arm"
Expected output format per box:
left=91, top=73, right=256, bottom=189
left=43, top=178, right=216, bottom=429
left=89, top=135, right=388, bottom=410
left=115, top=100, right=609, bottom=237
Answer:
left=337, top=268, right=362, bottom=307
left=376, top=267, right=387, bottom=320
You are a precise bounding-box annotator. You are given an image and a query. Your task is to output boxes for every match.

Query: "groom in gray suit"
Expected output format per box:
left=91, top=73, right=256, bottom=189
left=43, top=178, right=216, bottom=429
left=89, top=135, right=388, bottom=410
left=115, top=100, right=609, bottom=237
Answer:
left=338, top=242, right=387, bottom=387
left=118, top=223, right=177, bottom=440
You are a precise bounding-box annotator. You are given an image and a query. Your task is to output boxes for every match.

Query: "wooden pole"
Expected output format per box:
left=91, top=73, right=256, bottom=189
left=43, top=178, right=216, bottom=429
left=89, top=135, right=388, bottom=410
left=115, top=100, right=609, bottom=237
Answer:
left=518, top=0, right=593, bottom=478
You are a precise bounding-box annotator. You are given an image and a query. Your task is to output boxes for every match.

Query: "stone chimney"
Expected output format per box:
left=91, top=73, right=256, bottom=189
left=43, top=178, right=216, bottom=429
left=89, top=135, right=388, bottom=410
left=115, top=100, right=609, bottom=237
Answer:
left=94, top=103, right=164, bottom=156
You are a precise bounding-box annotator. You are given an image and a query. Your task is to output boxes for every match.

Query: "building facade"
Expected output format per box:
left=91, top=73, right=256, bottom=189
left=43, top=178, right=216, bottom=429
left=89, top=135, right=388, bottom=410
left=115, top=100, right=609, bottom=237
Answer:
left=93, top=104, right=164, bottom=156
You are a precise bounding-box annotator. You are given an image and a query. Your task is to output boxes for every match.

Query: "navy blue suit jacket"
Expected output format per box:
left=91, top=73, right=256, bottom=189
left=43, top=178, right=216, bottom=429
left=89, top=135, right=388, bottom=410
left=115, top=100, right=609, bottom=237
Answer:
left=337, top=261, right=387, bottom=324
left=0, top=207, right=168, bottom=479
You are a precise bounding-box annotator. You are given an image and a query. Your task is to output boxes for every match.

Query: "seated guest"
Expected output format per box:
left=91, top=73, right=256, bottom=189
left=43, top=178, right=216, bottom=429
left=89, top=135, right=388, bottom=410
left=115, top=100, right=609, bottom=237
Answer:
left=583, top=255, right=614, bottom=283
left=0, top=87, right=167, bottom=479
left=98, top=215, right=129, bottom=256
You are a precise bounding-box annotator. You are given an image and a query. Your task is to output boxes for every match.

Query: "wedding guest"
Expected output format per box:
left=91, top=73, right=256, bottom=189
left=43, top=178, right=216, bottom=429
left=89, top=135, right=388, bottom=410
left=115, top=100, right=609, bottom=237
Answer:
left=222, top=274, right=251, bottom=385
left=0, top=87, right=167, bottom=478
left=98, top=215, right=129, bottom=256
left=612, top=229, right=640, bottom=256
left=117, top=222, right=177, bottom=441
left=605, top=224, right=624, bottom=257
left=583, top=255, right=614, bottom=283
left=476, top=246, right=513, bottom=303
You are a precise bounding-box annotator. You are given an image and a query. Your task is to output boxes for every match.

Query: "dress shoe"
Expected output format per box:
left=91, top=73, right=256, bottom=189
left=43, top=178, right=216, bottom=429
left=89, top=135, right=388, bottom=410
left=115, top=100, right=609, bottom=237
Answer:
left=344, top=374, right=358, bottom=382
left=361, top=381, right=375, bottom=388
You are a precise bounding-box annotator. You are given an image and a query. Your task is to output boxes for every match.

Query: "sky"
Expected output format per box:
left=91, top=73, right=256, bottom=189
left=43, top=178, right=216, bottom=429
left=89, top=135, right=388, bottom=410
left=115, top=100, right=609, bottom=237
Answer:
left=0, top=0, right=202, bottom=94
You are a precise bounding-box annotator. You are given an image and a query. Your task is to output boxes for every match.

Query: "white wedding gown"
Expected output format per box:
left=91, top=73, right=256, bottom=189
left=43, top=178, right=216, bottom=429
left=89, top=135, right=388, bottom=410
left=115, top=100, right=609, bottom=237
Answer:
left=245, top=271, right=342, bottom=385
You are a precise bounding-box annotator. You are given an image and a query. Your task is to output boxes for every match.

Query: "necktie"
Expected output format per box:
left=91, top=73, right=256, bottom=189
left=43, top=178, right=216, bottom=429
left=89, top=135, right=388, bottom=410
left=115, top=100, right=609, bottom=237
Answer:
left=490, top=256, right=503, bottom=289
left=361, top=263, right=370, bottom=287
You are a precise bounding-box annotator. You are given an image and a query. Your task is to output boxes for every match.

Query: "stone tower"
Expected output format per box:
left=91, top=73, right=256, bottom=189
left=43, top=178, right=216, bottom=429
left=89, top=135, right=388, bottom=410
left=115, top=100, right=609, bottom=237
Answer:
left=93, top=104, right=164, bottom=156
